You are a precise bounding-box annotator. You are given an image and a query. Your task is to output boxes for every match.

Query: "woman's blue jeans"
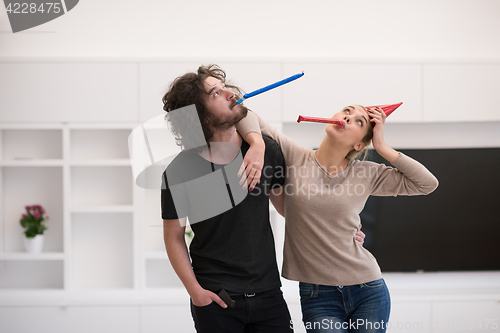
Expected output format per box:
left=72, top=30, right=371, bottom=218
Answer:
left=299, top=279, right=391, bottom=333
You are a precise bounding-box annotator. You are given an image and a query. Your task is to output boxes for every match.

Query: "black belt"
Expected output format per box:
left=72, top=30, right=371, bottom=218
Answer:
left=219, top=288, right=274, bottom=308
left=227, top=288, right=281, bottom=297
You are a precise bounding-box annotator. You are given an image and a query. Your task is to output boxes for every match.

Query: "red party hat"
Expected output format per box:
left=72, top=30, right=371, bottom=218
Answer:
left=365, top=102, right=403, bottom=117
left=365, top=102, right=403, bottom=127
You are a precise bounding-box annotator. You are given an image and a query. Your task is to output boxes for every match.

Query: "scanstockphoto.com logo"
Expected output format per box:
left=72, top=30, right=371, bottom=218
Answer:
left=4, top=0, right=79, bottom=33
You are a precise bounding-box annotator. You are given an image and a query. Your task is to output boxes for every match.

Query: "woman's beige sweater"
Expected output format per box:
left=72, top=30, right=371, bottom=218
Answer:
left=237, top=111, right=439, bottom=286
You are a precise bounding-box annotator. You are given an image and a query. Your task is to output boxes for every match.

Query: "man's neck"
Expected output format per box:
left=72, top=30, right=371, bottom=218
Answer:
left=210, top=126, right=242, bottom=146
left=199, top=126, right=243, bottom=164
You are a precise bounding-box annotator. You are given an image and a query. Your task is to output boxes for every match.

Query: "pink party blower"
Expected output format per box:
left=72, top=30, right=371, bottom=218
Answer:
left=297, top=102, right=403, bottom=128
left=297, top=116, right=345, bottom=128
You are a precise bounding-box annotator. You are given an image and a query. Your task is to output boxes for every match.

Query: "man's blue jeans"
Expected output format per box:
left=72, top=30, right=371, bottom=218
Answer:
left=299, top=279, right=391, bottom=333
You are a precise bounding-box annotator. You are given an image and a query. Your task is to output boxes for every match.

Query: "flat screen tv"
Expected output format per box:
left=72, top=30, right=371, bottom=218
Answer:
left=360, top=148, right=500, bottom=272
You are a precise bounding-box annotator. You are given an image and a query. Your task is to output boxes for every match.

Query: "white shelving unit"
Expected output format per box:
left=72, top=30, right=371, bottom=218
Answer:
left=0, top=123, right=181, bottom=293
left=0, top=125, right=64, bottom=292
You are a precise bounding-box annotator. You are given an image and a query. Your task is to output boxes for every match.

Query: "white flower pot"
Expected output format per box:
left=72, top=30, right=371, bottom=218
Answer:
left=24, top=234, right=44, bottom=253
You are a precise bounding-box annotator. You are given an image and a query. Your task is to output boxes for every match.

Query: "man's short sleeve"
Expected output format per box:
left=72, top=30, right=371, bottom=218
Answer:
left=161, top=171, right=182, bottom=220
left=266, top=136, right=286, bottom=190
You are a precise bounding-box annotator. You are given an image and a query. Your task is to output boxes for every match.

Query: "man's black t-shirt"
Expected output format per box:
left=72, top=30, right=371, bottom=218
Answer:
left=161, top=135, right=285, bottom=294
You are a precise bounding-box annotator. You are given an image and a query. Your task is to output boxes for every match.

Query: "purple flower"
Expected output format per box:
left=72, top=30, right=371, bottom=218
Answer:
left=31, top=205, right=46, bottom=215
left=20, top=204, right=48, bottom=237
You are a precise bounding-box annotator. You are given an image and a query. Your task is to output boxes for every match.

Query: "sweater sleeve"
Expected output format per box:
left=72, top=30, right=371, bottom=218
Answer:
left=236, top=110, right=262, bottom=136
left=369, top=153, right=439, bottom=196
left=236, top=111, right=308, bottom=164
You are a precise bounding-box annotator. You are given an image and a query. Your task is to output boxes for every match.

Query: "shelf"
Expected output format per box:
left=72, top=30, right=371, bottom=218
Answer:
left=0, top=125, right=137, bottom=292
left=71, top=166, right=133, bottom=206
left=70, top=129, right=131, bottom=160
left=0, top=124, right=64, bottom=130
left=69, top=159, right=131, bottom=166
left=1, top=129, right=62, bottom=160
left=68, top=123, right=136, bottom=130
left=0, top=288, right=191, bottom=306
left=70, top=205, right=134, bottom=213
left=0, top=260, right=64, bottom=289
left=141, top=189, right=165, bottom=252
left=0, top=252, right=65, bottom=261
left=71, top=213, right=134, bottom=289
left=0, top=160, right=64, bottom=167
left=1, top=166, right=64, bottom=253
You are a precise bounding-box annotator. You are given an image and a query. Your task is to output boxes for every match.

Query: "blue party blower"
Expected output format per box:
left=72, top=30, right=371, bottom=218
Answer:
left=235, top=72, right=304, bottom=105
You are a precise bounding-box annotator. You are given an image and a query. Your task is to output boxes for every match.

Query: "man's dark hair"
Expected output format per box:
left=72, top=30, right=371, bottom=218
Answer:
left=162, top=64, right=244, bottom=150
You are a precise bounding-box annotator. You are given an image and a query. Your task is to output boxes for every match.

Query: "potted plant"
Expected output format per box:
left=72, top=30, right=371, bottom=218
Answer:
left=20, top=205, right=48, bottom=253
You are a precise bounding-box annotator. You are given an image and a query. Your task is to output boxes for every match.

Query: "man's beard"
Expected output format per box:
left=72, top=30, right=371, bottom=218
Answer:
left=208, top=104, right=249, bottom=132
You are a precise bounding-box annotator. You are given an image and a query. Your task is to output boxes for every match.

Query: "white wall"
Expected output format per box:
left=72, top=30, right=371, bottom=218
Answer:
left=2, top=0, right=500, bottom=144
left=1, top=0, right=500, bottom=60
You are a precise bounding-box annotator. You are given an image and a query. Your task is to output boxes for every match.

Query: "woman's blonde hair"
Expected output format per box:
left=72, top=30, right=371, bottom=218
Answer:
left=345, top=106, right=374, bottom=160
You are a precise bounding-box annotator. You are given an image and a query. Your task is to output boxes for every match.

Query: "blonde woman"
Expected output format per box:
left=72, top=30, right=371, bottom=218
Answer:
left=236, top=105, right=438, bottom=332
